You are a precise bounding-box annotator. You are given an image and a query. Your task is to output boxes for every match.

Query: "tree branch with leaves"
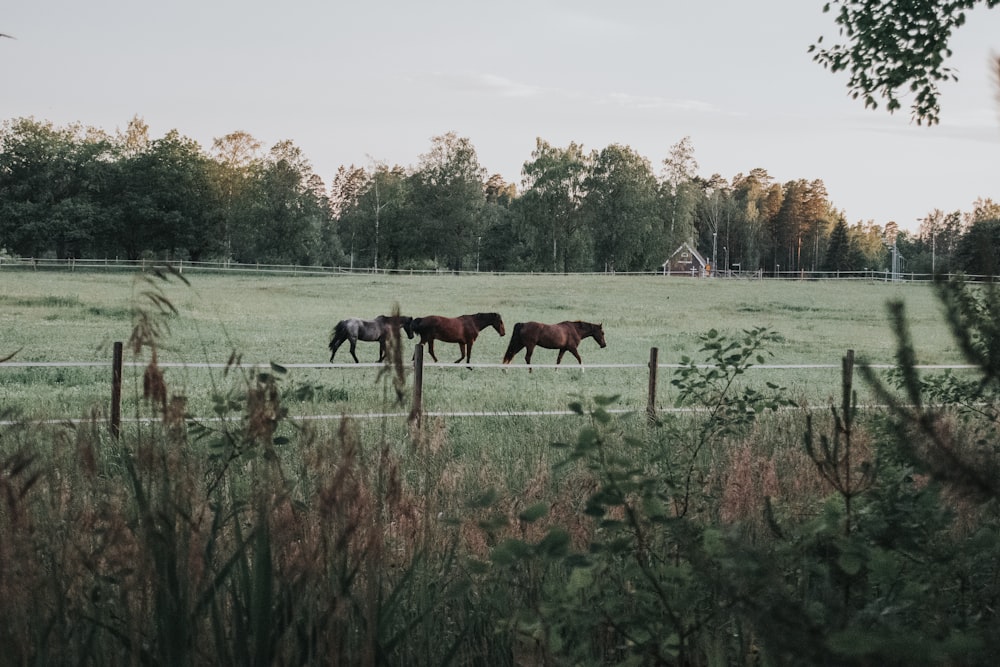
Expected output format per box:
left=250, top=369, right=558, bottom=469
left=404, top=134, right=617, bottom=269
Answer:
left=810, top=0, right=1000, bottom=125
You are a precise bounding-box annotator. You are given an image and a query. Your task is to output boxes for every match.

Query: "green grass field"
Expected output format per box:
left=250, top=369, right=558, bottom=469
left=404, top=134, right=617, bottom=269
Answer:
left=2, top=267, right=994, bottom=665
left=0, top=268, right=961, bottom=422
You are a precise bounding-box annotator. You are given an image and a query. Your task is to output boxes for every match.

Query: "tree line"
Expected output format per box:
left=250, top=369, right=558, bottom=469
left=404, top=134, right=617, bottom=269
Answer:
left=2, top=116, right=998, bottom=275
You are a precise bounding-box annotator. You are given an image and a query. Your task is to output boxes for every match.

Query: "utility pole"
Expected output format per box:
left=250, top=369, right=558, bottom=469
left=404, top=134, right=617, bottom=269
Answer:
left=712, top=232, right=718, bottom=277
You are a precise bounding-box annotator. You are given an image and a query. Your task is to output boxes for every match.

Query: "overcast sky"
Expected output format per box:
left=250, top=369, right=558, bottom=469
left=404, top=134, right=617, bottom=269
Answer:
left=3, top=1, right=999, bottom=231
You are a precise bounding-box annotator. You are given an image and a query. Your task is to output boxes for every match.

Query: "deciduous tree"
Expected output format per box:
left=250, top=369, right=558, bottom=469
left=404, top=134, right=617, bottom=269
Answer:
left=811, top=0, right=1000, bottom=124
left=582, top=144, right=660, bottom=272
left=211, top=131, right=262, bottom=261
left=956, top=218, right=1000, bottom=274
left=239, top=140, right=331, bottom=265
left=107, top=129, right=216, bottom=260
left=660, top=136, right=700, bottom=253
left=518, top=139, right=590, bottom=272
left=0, top=118, right=111, bottom=258
left=410, top=133, right=487, bottom=270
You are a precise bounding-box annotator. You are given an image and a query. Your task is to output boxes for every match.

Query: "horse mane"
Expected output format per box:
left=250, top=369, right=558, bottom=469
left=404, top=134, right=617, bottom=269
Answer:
left=474, top=312, right=502, bottom=324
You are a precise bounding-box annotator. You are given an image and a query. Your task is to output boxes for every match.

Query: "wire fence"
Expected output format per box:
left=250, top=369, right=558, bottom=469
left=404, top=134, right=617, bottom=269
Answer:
left=1, top=256, right=993, bottom=283
left=0, top=352, right=978, bottom=428
left=0, top=361, right=977, bottom=370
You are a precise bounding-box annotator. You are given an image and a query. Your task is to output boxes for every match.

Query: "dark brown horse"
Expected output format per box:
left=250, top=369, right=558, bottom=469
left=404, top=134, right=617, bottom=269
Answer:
left=502, top=320, right=606, bottom=367
left=410, top=312, right=505, bottom=364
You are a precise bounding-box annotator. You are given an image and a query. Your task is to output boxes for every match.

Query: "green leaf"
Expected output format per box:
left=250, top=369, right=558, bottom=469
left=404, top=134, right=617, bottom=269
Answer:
left=837, top=550, right=864, bottom=576
left=566, top=563, right=594, bottom=595
left=477, top=515, right=509, bottom=532
left=577, top=427, right=600, bottom=450
left=518, top=503, right=548, bottom=523
left=537, top=528, right=570, bottom=558
left=491, top=538, right=532, bottom=566
left=468, top=488, right=498, bottom=508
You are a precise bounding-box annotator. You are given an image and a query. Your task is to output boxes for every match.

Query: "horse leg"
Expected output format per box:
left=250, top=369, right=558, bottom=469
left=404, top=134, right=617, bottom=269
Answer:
left=568, top=348, right=583, bottom=364
left=454, top=342, right=467, bottom=365
left=522, top=344, right=534, bottom=373
left=556, top=349, right=566, bottom=365
left=426, top=340, right=439, bottom=362
left=349, top=337, right=360, bottom=363
left=329, top=335, right=344, bottom=362
left=377, top=336, right=386, bottom=362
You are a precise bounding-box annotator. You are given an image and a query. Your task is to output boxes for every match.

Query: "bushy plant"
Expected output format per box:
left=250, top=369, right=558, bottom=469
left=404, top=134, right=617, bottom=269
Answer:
left=5, top=269, right=1000, bottom=665
left=486, top=328, right=795, bottom=664
left=490, top=294, right=1000, bottom=665
left=0, top=267, right=481, bottom=665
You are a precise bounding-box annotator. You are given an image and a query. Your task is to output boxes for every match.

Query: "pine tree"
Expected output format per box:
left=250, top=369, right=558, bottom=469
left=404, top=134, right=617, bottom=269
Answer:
left=823, top=217, right=850, bottom=272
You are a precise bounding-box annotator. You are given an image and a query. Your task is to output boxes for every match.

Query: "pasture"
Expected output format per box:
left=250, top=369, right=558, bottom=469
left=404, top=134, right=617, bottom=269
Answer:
left=2, top=267, right=995, bottom=665
left=0, top=268, right=960, bottom=425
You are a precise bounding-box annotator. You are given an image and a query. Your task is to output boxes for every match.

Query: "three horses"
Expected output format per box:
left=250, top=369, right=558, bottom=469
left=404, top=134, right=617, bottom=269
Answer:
left=410, top=312, right=505, bottom=364
left=328, top=315, right=414, bottom=363
left=328, top=313, right=607, bottom=367
left=502, top=320, right=606, bottom=367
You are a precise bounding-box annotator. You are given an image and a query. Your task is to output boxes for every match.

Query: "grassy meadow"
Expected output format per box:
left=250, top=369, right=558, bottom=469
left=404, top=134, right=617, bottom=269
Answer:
left=3, top=267, right=997, bottom=665
left=0, top=267, right=963, bottom=509
left=0, top=267, right=960, bottom=425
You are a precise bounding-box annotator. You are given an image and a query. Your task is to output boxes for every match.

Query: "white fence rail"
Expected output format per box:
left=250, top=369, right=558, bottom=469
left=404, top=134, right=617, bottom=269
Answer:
left=0, top=347, right=978, bottom=429
left=1, top=256, right=993, bottom=282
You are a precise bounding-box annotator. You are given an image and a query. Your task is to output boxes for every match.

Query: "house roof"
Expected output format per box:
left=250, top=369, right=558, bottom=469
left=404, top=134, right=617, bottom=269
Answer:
left=662, top=241, right=707, bottom=267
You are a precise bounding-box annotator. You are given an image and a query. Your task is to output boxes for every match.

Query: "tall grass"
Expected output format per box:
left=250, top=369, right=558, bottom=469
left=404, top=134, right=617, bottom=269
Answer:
left=5, top=269, right=1000, bottom=664
left=0, top=268, right=816, bottom=663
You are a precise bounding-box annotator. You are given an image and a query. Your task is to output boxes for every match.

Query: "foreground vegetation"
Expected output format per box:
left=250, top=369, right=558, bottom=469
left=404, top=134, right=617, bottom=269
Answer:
left=1, top=268, right=999, bottom=664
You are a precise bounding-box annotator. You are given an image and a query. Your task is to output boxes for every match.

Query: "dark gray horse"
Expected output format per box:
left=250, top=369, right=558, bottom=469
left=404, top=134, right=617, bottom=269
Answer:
left=328, top=315, right=413, bottom=363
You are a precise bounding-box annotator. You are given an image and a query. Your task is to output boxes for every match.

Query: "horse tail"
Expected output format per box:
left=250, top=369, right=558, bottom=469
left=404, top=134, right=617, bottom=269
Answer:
left=502, top=322, right=524, bottom=363
left=329, top=321, right=345, bottom=351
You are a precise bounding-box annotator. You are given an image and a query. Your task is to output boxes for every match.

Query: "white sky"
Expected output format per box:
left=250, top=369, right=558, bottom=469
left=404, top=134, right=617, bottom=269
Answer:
left=3, top=1, right=998, bottom=232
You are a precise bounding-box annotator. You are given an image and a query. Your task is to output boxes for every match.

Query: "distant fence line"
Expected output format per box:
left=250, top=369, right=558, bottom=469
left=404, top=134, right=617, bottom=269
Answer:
left=0, top=256, right=988, bottom=282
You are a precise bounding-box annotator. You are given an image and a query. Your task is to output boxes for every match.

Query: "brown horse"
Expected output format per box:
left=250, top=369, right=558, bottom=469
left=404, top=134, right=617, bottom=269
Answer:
left=410, top=312, right=505, bottom=364
left=502, top=320, right=606, bottom=367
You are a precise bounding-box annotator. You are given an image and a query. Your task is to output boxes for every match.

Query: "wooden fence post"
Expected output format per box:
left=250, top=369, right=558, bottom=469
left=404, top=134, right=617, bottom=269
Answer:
left=409, top=344, right=424, bottom=428
left=647, top=347, right=659, bottom=422
left=111, top=341, right=123, bottom=439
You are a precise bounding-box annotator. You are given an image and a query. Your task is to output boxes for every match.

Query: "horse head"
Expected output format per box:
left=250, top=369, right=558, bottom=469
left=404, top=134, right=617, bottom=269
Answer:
left=591, top=322, right=607, bottom=348
left=488, top=312, right=506, bottom=337
left=376, top=314, right=415, bottom=340
left=400, top=316, right=415, bottom=339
